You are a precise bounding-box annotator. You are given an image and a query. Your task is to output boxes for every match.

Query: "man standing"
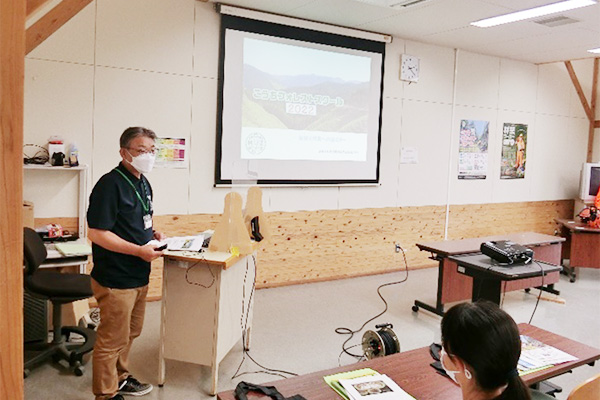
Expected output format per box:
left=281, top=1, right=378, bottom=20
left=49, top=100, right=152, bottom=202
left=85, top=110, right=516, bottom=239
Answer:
left=87, top=127, right=166, bottom=400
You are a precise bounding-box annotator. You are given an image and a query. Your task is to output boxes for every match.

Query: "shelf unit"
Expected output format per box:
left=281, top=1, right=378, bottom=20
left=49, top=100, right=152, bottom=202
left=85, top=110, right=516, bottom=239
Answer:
left=24, top=163, right=88, bottom=239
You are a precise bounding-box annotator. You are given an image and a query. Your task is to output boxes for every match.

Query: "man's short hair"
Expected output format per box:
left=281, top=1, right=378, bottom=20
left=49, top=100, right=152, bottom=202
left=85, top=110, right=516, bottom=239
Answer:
left=120, top=127, right=157, bottom=148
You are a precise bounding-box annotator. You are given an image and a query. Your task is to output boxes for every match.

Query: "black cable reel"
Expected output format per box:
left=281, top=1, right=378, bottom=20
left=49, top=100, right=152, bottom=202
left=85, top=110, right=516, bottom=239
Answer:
left=362, top=323, right=400, bottom=359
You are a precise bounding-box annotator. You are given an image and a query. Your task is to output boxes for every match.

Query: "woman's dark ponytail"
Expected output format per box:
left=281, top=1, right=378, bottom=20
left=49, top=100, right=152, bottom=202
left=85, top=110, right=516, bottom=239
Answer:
left=496, top=372, right=531, bottom=400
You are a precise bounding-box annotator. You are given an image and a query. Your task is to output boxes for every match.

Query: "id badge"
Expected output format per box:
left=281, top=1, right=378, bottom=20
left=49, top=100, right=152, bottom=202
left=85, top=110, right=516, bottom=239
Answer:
left=143, top=214, right=153, bottom=230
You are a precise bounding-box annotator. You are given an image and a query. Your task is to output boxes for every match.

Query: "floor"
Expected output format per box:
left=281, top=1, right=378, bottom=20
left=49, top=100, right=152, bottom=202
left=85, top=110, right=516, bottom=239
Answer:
left=24, top=265, right=600, bottom=400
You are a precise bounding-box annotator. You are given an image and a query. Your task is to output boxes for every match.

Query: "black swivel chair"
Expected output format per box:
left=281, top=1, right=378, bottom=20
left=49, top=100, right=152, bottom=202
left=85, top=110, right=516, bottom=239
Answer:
left=23, top=227, right=96, bottom=377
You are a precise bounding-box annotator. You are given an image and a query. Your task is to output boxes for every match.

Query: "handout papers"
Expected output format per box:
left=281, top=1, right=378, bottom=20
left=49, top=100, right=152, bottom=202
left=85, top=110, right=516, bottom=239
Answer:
left=518, top=335, right=578, bottom=376
left=148, top=233, right=205, bottom=252
left=324, top=369, right=414, bottom=400
left=339, top=374, right=415, bottom=400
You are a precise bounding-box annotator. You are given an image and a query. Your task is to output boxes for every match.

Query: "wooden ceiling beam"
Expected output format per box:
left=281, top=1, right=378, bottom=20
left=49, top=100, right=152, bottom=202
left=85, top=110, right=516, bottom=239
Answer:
left=26, top=0, right=92, bottom=55
left=27, top=0, right=54, bottom=18
left=565, top=61, right=593, bottom=121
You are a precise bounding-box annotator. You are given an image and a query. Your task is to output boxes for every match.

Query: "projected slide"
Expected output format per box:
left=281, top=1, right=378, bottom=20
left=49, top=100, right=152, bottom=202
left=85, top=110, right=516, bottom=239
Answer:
left=241, top=38, right=371, bottom=162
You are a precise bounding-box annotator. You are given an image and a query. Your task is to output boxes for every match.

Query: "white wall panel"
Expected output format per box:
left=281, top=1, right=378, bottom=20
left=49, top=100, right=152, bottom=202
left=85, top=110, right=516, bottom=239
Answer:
left=455, top=51, right=500, bottom=109
left=194, top=1, right=221, bottom=78
left=402, top=41, right=455, bottom=105
left=530, top=114, right=587, bottom=201
left=498, top=59, right=537, bottom=113
left=536, top=63, right=572, bottom=117
left=93, top=66, right=192, bottom=214
left=189, top=76, right=224, bottom=214
left=396, top=99, right=452, bottom=207
left=27, top=2, right=96, bottom=65
left=96, top=0, right=195, bottom=75
left=382, top=37, right=405, bottom=99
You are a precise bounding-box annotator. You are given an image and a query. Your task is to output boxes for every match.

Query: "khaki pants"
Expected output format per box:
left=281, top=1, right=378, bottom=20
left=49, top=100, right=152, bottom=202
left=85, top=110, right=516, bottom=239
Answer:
left=91, top=278, right=148, bottom=400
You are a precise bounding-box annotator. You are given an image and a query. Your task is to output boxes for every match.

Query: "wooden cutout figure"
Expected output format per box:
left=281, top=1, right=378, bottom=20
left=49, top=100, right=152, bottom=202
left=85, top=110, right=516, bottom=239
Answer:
left=244, top=186, right=272, bottom=242
left=209, top=192, right=253, bottom=254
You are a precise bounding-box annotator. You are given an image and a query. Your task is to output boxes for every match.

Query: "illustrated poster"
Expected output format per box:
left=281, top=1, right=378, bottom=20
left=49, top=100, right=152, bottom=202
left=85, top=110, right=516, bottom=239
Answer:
left=458, top=119, right=489, bottom=179
left=155, top=138, right=186, bottom=168
left=500, top=123, right=527, bottom=179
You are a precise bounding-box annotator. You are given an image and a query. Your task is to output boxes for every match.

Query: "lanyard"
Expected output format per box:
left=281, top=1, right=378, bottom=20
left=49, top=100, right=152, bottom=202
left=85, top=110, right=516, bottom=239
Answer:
left=114, top=168, right=150, bottom=213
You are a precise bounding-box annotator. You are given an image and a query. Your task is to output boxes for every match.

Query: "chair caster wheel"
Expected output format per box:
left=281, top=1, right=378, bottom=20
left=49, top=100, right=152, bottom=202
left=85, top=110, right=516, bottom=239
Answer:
left=73, top=362, right=84, bottom=376
left=525, top=288, right=531, bottom=293
left=24, top=369, right=30, bottom=379
left=412, top=305, right=419, bottom=312
left=570, top=277, right=576, bottom=283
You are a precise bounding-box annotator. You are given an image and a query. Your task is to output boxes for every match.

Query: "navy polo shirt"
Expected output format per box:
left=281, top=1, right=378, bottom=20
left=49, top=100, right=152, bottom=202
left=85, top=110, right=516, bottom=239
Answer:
left=87, top=162, right=154, bottom=289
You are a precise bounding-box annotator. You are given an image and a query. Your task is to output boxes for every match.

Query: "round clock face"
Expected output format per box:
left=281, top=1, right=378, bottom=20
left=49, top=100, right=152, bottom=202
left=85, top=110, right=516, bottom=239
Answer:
left=401, top=55, right=419, bottom=82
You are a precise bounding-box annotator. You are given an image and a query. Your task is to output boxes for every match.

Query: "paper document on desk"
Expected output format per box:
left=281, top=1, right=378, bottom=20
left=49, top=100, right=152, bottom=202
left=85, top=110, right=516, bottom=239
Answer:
left=324, top=368, right=380, bottom=400
left=339, top=374, right=415, bottom=400
left=518, top=335, right=577, bottom=375
left=148, top=234, right=205, bottom=252
left=54, top=242, right=92, bottom=257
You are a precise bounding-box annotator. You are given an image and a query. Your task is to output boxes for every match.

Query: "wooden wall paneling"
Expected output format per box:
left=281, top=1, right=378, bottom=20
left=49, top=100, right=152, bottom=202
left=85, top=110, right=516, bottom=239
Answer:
left=25, top=0, right=92, bottom=54
left=447, top=200, right=573, bottom=240
left=0, top=0, right=25, bottom=397
left=143, top=201, right=571, bottom=299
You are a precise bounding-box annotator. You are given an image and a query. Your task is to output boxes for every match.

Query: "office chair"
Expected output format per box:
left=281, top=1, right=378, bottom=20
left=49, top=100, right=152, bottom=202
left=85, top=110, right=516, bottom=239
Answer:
left=567, top=373, right=600, bottom=400
left=23, top=227, right=96, bottom=377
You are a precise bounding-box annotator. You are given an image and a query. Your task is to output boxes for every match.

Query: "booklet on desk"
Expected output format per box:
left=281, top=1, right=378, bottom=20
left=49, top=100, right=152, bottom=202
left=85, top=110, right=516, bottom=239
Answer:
left=324, top=368, right=380, bottom=400
left=54, top=242, right=92, bottom=257
left=518, top=335, right=578, bottom=376
left=148, top=234, right=205, bottom=252
left=339, top=374, right=415, bottom=400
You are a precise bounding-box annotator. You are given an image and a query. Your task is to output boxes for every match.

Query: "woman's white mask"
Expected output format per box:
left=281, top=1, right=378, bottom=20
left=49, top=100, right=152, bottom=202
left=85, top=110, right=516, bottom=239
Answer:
left=441, top=347, right=472, bottom=384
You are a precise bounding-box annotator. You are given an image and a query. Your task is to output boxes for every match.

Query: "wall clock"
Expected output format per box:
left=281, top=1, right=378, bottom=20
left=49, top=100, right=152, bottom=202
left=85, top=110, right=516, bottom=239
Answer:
left=400, top=54, right=420, bottom=82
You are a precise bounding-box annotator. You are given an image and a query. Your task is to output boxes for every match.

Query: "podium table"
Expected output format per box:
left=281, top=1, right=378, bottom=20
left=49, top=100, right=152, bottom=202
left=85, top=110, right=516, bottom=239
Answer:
left=158, top=249, right=256, bottom=395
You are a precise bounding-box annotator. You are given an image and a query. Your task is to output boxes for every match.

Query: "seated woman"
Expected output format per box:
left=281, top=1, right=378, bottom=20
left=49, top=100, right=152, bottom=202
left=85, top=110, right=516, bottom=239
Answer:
left=440, top=301, right=531, bottom=400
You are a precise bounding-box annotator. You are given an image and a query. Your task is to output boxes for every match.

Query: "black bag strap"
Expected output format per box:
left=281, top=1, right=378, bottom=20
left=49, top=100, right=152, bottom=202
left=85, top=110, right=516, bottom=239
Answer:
left=234, top=381, right=306, bottom=400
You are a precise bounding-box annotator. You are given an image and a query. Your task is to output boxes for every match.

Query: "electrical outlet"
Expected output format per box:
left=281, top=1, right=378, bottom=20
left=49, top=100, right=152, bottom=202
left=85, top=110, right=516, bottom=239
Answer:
left=394, top=243, right=401, bottom=253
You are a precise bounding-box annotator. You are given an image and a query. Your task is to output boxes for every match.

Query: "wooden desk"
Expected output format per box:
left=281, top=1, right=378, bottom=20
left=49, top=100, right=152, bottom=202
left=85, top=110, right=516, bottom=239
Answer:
left=555, top=219, right=600, bottom=281
left=158, top=249, right=256, bottom=395
left=216, top=324, right=600, bottom=400
left=448, top=254, right=561, bottom=304
left=414, top=232, right=564, bottom=316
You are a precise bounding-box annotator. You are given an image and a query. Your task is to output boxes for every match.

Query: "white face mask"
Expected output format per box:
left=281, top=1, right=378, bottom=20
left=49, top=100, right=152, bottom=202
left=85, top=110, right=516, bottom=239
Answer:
left=441, top=347, right=472, bottom=384
left=127, top=150, right=155, bottom=174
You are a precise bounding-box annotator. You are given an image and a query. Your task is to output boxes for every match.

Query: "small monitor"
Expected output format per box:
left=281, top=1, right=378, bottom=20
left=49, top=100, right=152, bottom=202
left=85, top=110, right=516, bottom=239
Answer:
left=579, top=162, right=600, bottom=203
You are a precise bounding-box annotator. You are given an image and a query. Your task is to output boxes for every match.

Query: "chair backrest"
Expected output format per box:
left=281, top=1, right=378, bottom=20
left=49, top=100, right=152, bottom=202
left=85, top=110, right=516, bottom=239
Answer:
left=567, top=373, right=600, bottom=400
left=23, top=227, right=47, bottom=276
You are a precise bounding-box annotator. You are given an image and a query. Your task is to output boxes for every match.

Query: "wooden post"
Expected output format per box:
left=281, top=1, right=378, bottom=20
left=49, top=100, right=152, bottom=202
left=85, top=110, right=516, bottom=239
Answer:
left=0, top=0, right=25, bottom=398
left=565, top=59, right=600, bottom=162
left=589, top=58, right=599, bottom=162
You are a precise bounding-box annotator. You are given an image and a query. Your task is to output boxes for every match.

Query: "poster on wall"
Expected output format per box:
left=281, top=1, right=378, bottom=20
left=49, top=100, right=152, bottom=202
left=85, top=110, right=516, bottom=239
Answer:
left=500, top=123, right=527, bottom=179
left=155, top=138, right=187, bottom=168
left=458, top=119, right=489, bottom=179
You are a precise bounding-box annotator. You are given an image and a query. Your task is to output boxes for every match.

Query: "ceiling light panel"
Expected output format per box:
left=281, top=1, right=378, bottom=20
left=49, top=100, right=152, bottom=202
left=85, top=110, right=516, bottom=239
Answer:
left=471, top=0, right=597, bottom=27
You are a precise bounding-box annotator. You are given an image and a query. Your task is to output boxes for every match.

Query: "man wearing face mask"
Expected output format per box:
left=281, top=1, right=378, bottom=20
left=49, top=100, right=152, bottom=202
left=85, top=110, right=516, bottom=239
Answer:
left=87, top=127, right=166, bottom=400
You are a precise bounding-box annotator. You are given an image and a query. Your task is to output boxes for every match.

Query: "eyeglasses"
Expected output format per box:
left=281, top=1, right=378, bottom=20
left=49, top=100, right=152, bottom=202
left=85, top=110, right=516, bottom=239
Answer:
left=127, top=147, right=158, bottom=156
